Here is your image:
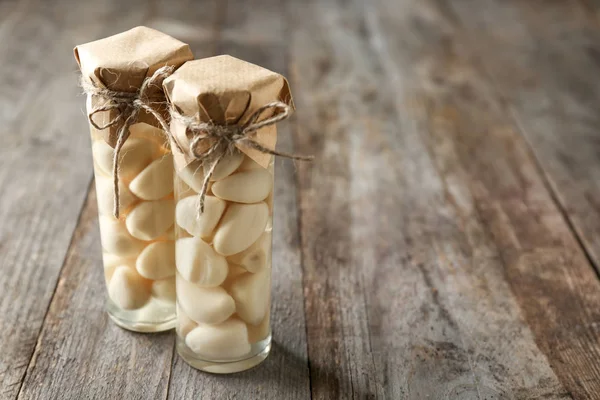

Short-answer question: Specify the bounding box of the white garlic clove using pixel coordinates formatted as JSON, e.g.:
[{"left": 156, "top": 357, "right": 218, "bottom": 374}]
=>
[
  {"left": 92, "top": 138, "right": 153, "bottom": 180},
  {"left": 228, "top": 264, "right": 249, "bottom": 280},
  {"left": 126, "top": 199, "right": 174, "bottom": 241},
  {"left": 95, "top": 175, "right": 137, "bottom": 216},
  {"left": 238, "top": 155, "right": 263, "bottom": 171},
  {"left": 211, "top": 169, "right": 272, "bottom": 204},
  {"left": 103, "top": 253, "right": 135, "bottom": 283},
  {"left": 176, "top": 273, "right": 235, "bottom": 324},
  {"left": 213, "top": 202, "right": 269, "bottom": 256},
  {"left": 108, "top": 266, "right": 151, "bottom": 310},
  {"left": 129, "top": 154, "right": 174, "bottom": 200},
  {"left": 177, "top": 303, "right": 198, "bottom": 338},
  {"left": 175, "top": 195, "right": 226, "bottom": 239},
  {"left": 99, "top": 216, "right": 145, "bottom": 257},
  {"left": 226, "top": 232, "right": 271, "bottom": 273},
  {"left": 177, "top": 160, "right": 204, "bottom": 193},
  {"left": 176, "top": 237, "right": 228, "bottom": 286},
  {"left": 185, "top": 318, "right": 251, "bottom": 360},
  {"left": 136, "top": 241, "right": 176, "bottom": 280},
  {"left": 128, "top": 123, "right": 170, "bottom": 151},
  {"left": 228, "top": 269, "right": 270, "bottom": 325},
  {"left": 151, "top": 277, "right": 176, "bottom": 303},
  {"left": 206, "top": 151, "right": 245, "bottom": 181}
]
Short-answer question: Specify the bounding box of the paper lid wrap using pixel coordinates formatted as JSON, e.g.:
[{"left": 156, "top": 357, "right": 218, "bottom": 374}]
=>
[
  {"left": 163, "top": 55, "right": 294, "bottom": 169},
  {"left": 74, "top": 26, "right": 193, "bottom": 147}
]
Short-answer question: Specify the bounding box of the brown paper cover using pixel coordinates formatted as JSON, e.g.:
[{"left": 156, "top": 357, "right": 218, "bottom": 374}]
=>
[
  {"left": 163, "top": 55, "right": 294, "bottom": 169},
  {"left": 74, "top": 26, "right": 194, "bottom": 147}
]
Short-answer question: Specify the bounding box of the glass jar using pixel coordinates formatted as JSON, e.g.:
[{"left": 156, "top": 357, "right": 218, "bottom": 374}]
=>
[
  {"left": 174, "top": 151, "right": 274, "bottom": 373},
  {"left": 90, "top": 117, "right": 177, "bottom": 332}
]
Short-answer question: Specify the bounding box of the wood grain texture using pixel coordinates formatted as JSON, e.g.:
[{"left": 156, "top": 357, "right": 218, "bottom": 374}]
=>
[
  {"left": 480, "top": 0, "right": 600, "bottom": 279},
  {"left": 292, "top": 0, "right": 600, "bottom": 398},
  {"left": 289, "top": 0, "right": 397, "bottom": 398},
  {"left": 166, "top": 0, "right": 311, "bottom": 399},
  {"left": 447, "top": 0, "right": 600, "bottom": 273},
  {"left": 0, "top": 0, "right": 129, "bottom": 397},
  {"left": 433, "top": 0, "right": 600, "bottom": 397}
]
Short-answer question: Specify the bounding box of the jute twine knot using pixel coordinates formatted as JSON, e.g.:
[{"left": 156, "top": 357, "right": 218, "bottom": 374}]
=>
[
  {"left": 80, "top": 66, "right": 175, "bottom": 218},
  {"left": 171, "top": 101, "right": 313, "bottom": 218}
]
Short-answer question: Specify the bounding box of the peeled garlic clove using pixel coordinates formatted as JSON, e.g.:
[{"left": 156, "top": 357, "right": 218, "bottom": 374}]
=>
[
  {"left": 213, "top": 202, "right": 269, "bottom": 256},
  {"left": 238, "top": 155, "right": 263, "bottom": 171},
  {"left": 126, "top": 199, "right": 174, "bottom": 240},
  {"left": 176, "top": 237, "right": 228, "bottom": 286},
  {"left": 177, "top": 274, "right": 235, "bottom": 324},
  {"left": 134, "top": 300, "right": 169, "bottom": 324},
  {"left": 185, "top": 318, "right": 251, "bottom": 360},
  {"left": 222, "top": 264, "right": 248, "bottom": 287},
  {"left": 103, "top": 253, "right": 135, "bottom": 282},
  {"left": 161, "top": 228, "right": 176, "bottom": 241},
  {"left": 228, "top": 269, "right": 270, "bottom": 325},
  {"left": 206, "top": 151, "right": 244, "bottom": 181},
  {"left": 177, "top": 303, "right": 198, "bottom": 338},
  {"left": 177, "top": 160, "right": 204, "bottom": 193},
  {"left": 128, "top": 123, "right": 170, "bottom": 150},
  {"left": 92, "top": 138, "right": 153, "bottom": 180},
  {"left": 226, "top": 232, "right": 270, "bottom": 273},
  {"left": 99, "top": 216, "right": 145, "bottom": 257},
  {"left": 247, "top": 310, "right": 271, "bottom": 343},
  {"left": 228, "top": 264, "right": 248, "bottom": 279},
  {"left": 175, "top": 195, "right": 225, "bottom": 239},
  {"left": 129, "top": 154, "right": 174, "bottom": 200},
  {"left": 136, "top": 241, "right": 176, "bottom": 280},
  {"left": 151, "top": 277, "right": 175, "bottom": 303},
  {"left": 212, "top": 169, "right": 272, "bottom": 204},
  {"left": 108, "top": 266, "right": 151, "bottom": 310},
  {"left": 95, "top": 175, "right": 136, "bottom": 216}
]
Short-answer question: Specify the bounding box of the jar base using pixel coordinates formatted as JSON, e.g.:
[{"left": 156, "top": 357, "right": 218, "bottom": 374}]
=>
[
  {"left": 177, "top": 335, "right": 271, "bottom": 374},
  {"left": 107, "top": 299, "right": 176, "bottom": 333},
  {"left": 109, "top": 313, "right": 176, "bottom": 332}
]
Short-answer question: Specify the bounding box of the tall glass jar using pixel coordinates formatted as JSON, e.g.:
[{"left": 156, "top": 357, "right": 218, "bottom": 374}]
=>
[
  {"left": 174, "top": 151, "right": 274, "bottom": 373},
  {"left": 91, "top": 120, "right": 177, "bottom": 332},
  {"left": 76, "top": 26, "right": 193, "bottom": 332}
]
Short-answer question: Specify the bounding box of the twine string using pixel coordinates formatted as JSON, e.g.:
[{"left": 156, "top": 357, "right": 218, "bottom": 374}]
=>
[
  {"left": 81, "top": 65, "right": 176, "bottom": 218},
  {"left": 171, "top": 101, "right": 313, "bottom": 218}
]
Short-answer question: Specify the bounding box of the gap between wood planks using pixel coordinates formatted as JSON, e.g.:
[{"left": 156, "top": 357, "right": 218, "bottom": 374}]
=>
[
  {"left": 508, "top": 107, "right": 600, "bottom": 282},
  {"left": 360, "top": 0, "right": 600, "bottom": 397}
]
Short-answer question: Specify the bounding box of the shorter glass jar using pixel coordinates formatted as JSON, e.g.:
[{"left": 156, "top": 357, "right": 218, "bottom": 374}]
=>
[
  {"left": 91, "top": 120, "right": 177, "bottom": 332},
  {"left": 174, "top": 151, "right": 273, "bottom": 373}
]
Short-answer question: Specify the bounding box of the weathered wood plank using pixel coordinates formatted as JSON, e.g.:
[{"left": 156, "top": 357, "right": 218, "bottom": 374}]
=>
[
  {"left": 17, "top": 188, "right": 174, "bottom": 400},
  {"left": 0, "top": 0, "right": 139, "bottom": 397},
  {"left": 434, "top": 0, "right": 600, "bottom": 397},
  {"left": 289, "top": 0, "right": 396, "bottom": 398},
  {"left": 13, "top": 1, "right": 221, "bottom": 399},
  {"left": 449, "top": 0, "right": 600, "bottom": 273},
  {"left": 166, "top": 0, "right": 311, "bottom": 399},
  {"left": 292, "top": 0, "right": 599, "bottom": 398}
]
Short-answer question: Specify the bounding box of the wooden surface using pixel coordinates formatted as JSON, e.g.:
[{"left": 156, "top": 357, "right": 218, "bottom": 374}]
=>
[{"left": 1, "top": 0, "right": 599, "bottom": 398}]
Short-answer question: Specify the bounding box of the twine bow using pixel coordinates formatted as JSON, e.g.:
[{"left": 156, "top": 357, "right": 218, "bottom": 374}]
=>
[
  {"left": 171, "top": 101, "right": 313, "bottom": 217},
  {"left": 81, "top": 66, "right": 174, "bottom": 218}
]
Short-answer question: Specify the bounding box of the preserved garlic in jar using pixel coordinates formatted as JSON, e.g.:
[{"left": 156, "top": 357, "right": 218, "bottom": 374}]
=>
[
  {"left": 164, "top": 56, "right": 294, "bottom": 372},
  {"left": 75, "top": 26, "right": 193, "bottom": 332}
]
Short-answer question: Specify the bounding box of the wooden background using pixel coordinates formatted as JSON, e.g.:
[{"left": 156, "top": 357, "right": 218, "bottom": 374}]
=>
[{"left": 1, "top": 0, "right": 600, "bottom": 398}]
